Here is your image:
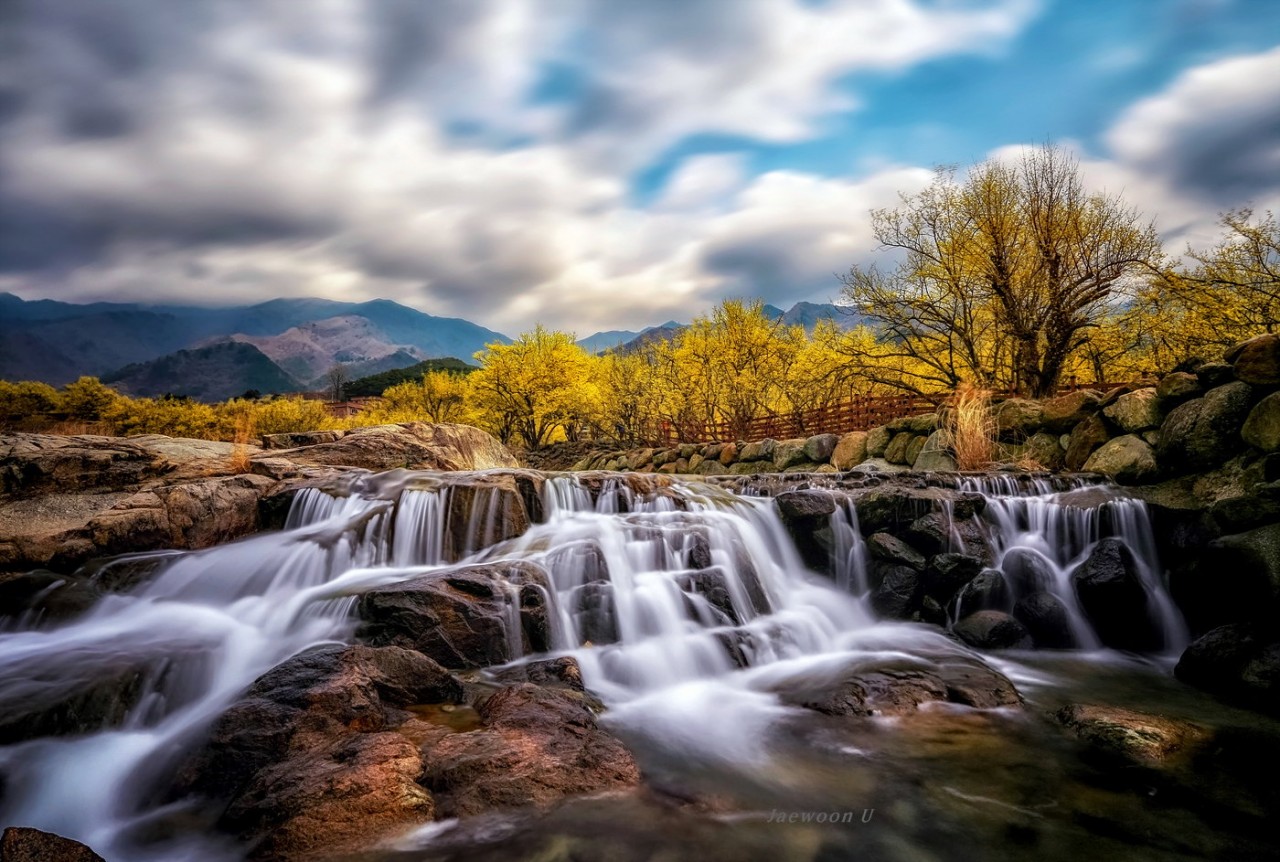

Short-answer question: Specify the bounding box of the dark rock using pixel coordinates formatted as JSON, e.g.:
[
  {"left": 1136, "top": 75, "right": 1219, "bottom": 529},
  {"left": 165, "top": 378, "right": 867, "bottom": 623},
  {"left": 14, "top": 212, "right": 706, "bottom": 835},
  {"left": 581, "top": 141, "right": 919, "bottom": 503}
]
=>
[
  {"left": 870, "top": 564, "right": 922, "bottom": 620},
  {"left": 1176, "top": 625, "right": 1280, "bottom": 715},
  {"left": 1157, "top": 372, "right": 1204, "bottom": 407},
  {"left": 260, "top": 430, "right": 343, "bottom": 450},
  {"left": 952, "top": 610, "right": 1032, "bottom": 649},
  {"left": 922, "top": 553, "right": 985, "bottom": 604},
  {"left": 775, "top": 489, "right": 838, "bottom": 521},
  {"left": 571, "top": 581, "right": 618, "bottom": 645},
  {"left": 356, "top": 562, "right": 552, "bottom": 668},
  {"left": 422, "top": 683, "right": 641, "bottom": 818},
  {"left": 851, "top": 485, "right": 985, "bottom": 535},
  {"left": 867, "top": 531, "right": 926, "bottom": 570},
  {"left": 677, "top": 569, "right": 739, "bottom": 624},
  {"left": 1103, "top": 388, "right": 1163, "bottom": 433},
  {"left": 1013, "top": 592, "right": 1075, "bottom": 649},
  {"left": 489, "top": 656, "right": 585, "bottom": 692},
  {"left": 884, "top": 431, "right": 915, "bottom": 465},
  {"left": 1000, "top": 547, "right": 1055, "bottom": 596},
  {"left": 441, "top": 475, "right": 532, "bottom": 560},
  {"left": 0, "top": 570, "right": 98, "bottom": 622},
  {"left": 775, "top": 490, "right": 838, "bottom": 573},
  {"left": 1195, "top": 361, "right": 1235, "bottom": 388},
  {"left": 1064, "top": 415, "right": 1111, "bottom": 471},
  {"left": 1157, "top": 382, "right": 1257, "bottom": 474},
  {"left": 1022, "top": 431, "right": 1065, "bottom": 471},
  {"left": 1227, "top": 333, "right": 1280, "bottom": 385},
  {"left": 1073, "top": 538, "right": 1159, "bottom": 652},
  {"left": 1208, "top": 482, "right": 1280, "bottom": 533},
  {"left": 0, "top": 827, "right": 105, "bottom": 862},
  {"left": 954, "top": 568, "right": 1009, "bottom": 615}
]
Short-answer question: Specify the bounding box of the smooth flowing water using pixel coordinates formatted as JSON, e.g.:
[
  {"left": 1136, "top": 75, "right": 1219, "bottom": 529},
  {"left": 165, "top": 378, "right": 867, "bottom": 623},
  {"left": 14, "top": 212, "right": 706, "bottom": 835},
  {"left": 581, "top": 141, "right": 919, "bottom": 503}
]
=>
[{"left": 0, "top": 470, "right": 1254, "bottom": 862}]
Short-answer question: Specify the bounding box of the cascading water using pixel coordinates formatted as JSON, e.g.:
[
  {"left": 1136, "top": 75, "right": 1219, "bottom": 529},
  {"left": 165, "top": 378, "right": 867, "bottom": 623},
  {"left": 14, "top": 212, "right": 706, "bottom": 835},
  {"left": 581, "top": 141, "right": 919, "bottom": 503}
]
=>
[{"left": 0, "top": 469, "right": 1193, "bottom": 860}]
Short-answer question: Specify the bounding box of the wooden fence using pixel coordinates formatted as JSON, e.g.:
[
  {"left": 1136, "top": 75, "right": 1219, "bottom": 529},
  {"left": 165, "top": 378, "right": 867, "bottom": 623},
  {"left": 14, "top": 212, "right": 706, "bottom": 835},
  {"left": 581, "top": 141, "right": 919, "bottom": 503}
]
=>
[{"left": 645, "top": 381, "right": 1127, "bottom": 447}]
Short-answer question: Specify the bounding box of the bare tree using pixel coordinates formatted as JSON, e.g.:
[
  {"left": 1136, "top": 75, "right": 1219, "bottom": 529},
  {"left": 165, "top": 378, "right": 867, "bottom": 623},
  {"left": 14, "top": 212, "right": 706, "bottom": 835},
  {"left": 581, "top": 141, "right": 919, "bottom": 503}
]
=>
[{"left": 326, "top": 364, "right": 349, "bottom": 402}]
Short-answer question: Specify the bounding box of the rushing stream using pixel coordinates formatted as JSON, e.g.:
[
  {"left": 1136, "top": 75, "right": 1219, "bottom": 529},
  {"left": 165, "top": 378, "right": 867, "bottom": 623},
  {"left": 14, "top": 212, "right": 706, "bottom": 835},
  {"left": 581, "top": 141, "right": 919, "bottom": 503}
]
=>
[{"left": 0, "top": 470, "right": 1274, "bottom": 861}]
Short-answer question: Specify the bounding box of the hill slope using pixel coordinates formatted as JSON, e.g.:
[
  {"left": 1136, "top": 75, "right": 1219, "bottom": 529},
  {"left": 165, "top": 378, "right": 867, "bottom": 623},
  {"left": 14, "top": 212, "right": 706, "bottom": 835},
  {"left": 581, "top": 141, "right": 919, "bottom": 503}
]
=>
[
  {"left": 102, "top": 342, "right": 301, "bottom": 401},
  {"left": 344, "top": 358, "right": 477, "bottom": 397}
]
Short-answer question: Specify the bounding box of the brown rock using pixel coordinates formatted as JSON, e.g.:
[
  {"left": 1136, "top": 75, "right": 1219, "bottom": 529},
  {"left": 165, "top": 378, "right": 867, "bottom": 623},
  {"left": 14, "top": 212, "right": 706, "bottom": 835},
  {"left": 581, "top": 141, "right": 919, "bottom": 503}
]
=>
[
  {"left": 1041, "top": 390, "right": 1103, "bottom": 433},
  {"left": 831, "top": 431, "right": 869, "bottom": 469},
  {"left": 1056, "top": 704, "right": 1211, "bottom": 765},
  {"left": 253, "top": 423, "right": 517, "bottom": 472},
  {"left": 1065, "top": 414, "right": 1111, "bottom": 471},
  {"left": 421, "top": 682, "right": 641, "bottom": 818},
  {"left": 0, "top": 827, "right": 104, "bottom": 862},
  {"left": 1227, "top": 333, "right": 1280, "bottom": 385}
]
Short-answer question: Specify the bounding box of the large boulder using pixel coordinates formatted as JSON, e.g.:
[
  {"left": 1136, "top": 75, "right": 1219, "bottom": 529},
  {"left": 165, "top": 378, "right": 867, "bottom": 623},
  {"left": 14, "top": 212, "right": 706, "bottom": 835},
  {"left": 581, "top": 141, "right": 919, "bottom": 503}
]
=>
[
  {"left": 1226, "top": 334, "right": 1280, "bottom": 385},
  {"left": 252, "top": 423, "right": 517, "bottom": 472},
  {"left": 0, "top": 828, "right": 104, "bottom": 862},
  {"left": 1243, "top": 391, "right": 1280, "bottom": 452},
  {"left": 1156, "top": 372, "right": 1204, "bottom": 408},
  {"left": 1103, "top": 387, "right": 1163, "bottom": 433},
  {"left": 830, "top": 431, "right": 869, "bottom": 470},
  {"left": 995, "top": 399, "right": 1044, "bottom": 439},
  {"left": 952, "top": 610, "right": 1032, "bottom": 649},
  {"left": 737, "top": 439, "right": 776, "bottom": 463},
  {"left": 803, "top": 433, "right": 840, "bottom": 464},
  {"left": 1072, "top": 538, "right": 1159, "bottom": 651},
  {"left": 774, "top": 490, "right": 838, "bottom": 573},
  {"left": 1175, "top": 624, "right": 1280, "bottom": 715},
  {"left": 420, "top": 680, "right": 641, "bottom": 818},
  {"left": 1056, "top": 704, "right": 1211, "bottom": 766},
  {"left": 356, "top": 562, "right": 553, "bottom": 668},
  {"left": 865, "top": 426, "right": 892, "bottom": 459},
  {"left": 913, "top": 431, "right": 958, "bottom": 472},
  {"left": 174, "top": 644, "right": 462, "bottom": 860},
  {"left": 1082, "top": 434, "right": 1159, "bottom": 484},
  {"left": 772, "top": 439, "right": 809, "bottom": 470},
  {"left": 1041, "top": 390, "right": 1103, "bottom": 433},
  {"left": 883, "top": 431, "right": 915, "bottom": 465},
  {"left": 1013, "top": 592, "right": 1075, "bottom": 649},
  {"left": 1064, "top": 415, "right": 1111, "bottom": 472},
  {"left": 1157, "top": 382, "right": 1257, "bottom": 473},
  {"left": 1021, "top": 431, "right": 1065, "bottom": 471},
  {"left": 922, "top": 553, "right": 985, "bottom": 604}
]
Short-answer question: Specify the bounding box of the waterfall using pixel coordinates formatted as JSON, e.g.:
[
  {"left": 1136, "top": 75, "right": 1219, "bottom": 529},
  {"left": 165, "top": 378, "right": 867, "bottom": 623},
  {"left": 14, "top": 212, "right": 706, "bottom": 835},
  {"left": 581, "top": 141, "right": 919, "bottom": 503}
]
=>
[{"left": 0, "top": 469, "right": 1190, "bottom": 860}]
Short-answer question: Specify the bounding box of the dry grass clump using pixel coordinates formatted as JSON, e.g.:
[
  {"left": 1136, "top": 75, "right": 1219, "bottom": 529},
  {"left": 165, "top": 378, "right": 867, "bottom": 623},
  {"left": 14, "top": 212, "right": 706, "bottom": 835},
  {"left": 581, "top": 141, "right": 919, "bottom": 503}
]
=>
[
  {"left": 946, "top": 383, "right": 996, "bottom": 470},
  {"left": 228, "top": 413, "right": 255, "bottom": 473}
]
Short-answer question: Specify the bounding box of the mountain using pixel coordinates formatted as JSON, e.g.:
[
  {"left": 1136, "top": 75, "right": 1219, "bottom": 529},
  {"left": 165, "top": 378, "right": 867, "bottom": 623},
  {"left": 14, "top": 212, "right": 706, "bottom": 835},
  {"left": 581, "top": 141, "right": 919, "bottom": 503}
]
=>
[
  {"left": 102, "top": 342, "right": 301, "bottom": 401},
  {"left": 577, "top": 329, "right": 642, "bottom": 354},
  {"left": 778, "top": 301, "right": 862, "bottom": 331},
  {"left": 344, "top": 358, "right": 477, "bottom": 398},
  {"left": 0, "top": 293, "right": 511, "bottom": 387},
  {"left": 223, "top": 315, "right": 426, "bottom": 386}
]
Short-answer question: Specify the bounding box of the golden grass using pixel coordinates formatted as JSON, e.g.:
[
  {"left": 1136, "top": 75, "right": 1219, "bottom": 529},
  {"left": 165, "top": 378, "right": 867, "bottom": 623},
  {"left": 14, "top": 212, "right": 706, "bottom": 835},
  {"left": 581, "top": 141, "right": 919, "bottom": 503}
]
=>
[
  {"left": 227, "top": 413, "right": 255, "bottom": 473},
  {"left": 946, "top": 383, "right": 996, "bottom": 471}
]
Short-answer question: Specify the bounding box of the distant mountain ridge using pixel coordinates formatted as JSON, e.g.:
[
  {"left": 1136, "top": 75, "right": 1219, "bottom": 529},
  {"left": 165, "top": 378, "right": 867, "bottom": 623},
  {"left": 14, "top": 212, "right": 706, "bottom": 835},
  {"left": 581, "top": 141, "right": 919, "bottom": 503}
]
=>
[
  {"left": 102, "top": 342, "right": 300, "bottom": 402},
  {"left": 0, "top": 293, "right": 511, "bottom": 393},
  {"left": 577, "top": 302, "right": 858, "bottom": 354}
]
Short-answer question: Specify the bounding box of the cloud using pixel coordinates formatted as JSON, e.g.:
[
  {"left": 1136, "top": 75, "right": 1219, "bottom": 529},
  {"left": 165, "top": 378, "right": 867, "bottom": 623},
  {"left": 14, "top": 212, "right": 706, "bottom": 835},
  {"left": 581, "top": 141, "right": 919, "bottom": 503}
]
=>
[{"left": 1106, "top": 45, "right": 1280, "bottom": 207}]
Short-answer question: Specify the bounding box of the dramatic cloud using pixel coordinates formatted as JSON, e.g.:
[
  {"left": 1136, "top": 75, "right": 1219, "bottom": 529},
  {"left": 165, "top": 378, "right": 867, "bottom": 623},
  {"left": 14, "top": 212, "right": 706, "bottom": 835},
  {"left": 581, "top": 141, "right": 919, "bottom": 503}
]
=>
[{"left": 1, "top": 0, "right": 1275, "bottom": 335}]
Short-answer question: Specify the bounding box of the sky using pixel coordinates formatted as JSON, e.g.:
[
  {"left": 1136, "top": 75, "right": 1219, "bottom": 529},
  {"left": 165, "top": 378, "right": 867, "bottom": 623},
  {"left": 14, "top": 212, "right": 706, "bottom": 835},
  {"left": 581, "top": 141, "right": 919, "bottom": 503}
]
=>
[{"left": 2, "top": 0, "right": 1279, "bottom": 337}]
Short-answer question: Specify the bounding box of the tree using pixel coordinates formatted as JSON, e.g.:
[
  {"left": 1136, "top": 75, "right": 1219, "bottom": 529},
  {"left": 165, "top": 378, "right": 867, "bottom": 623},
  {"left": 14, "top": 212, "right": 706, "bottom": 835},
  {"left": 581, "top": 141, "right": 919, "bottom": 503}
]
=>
[
  {"left": 60, "top": 377, "right": 122, "bottom": 421},
  {"left": 469, "top": 326, "right": 600, "bottom": 449},
  {"left": 326, "top": 365, "right": 349, "bottom": 402},
  {"left": 841, "top": 146, "right": 1161, "bottom": 397}
]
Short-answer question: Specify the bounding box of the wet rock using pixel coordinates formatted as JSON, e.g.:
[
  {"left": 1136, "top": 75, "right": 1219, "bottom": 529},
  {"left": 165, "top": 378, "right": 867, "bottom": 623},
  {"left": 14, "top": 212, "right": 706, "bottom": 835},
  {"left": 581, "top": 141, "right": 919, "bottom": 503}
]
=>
[
  {"left": 440, "top": 475, "right": 533, "bottom": 559},
  {"left": 174, "top": 644, "right": 463, "bottom": 859},
  {"left": 1156, "top": 372, "right": 1203, "bottom": 408},
  {"left": 1175, "top": 624, "right": 1280, "bottom": 715},
  {"left": 831, "top": 431, "right": 869, "bottom": 470},
  {"left": 1056, "top": 704, "right": 1211, "bottom": 765},
  {"left": 0, "top": 569, "right": 99, "bottom": 622},
  {"left": 869, "top": 565, "right": 922, "bottom": 620},
  {"left": 1073, "top": 538, "right": 1158, "bottom": 652},
  {"left": 1000, "top": 547, "right": 1055, "bottom": 596},
  {"left": 954, "top": 568, "right": 1009, "bottom": 614},
  {"left": 1227, "top": 333, "right": 1280, "bottom": 385},
  {"left": 252, "top": 422, "right": 517, "bottom": 472},
  {"left": 952, "top": 610, "right": 1032, "bottom": 649},
  {"left": 851, "top": 485, "right": 985, "bottom": 535},
  {"left": 1206, "top": 522, "right": 1280, "bottom": 612},
  {"left": 260, "top": 430, "right": 344, "bottom": 450},
  {"left": 867, "top": 532, "right": 926, "bottom": 570},
  {"left": 677, "top": 569, "right": 739, "bottom": 624},
  {"left": 0, "top": 827, "right": 105, "bottom": 862},
  {"left": 1157, "top": 382, "right": 1257, "bottom": 474},
  {"left": 1013, "top": 592, "right": 1075, "bottom": 649},
  {"left": 1064, "top": 415, "right": 1111, "bottom": 472},
  {"left": 1208, "top": 482, "right": 1280, "bottom": 534},
  {"left": 421, "top": 682, "right": 641, "bottom": 819},
  {"left": 1103, "top": 387, "right": 1163, "bottom": 433},
  {"left": 489, "top": 656, "right": 585, "bottom": 692},
  {"left": 996, "top": 399, "right": 1044, "bottom": 440},
  {"left": 356, "top": 562, "right": 552, "bottom": 668},
  {"left": 571, "top": 581, "right": 618, "bottom": 645},
  {"left": 779, "top": 654, "right": 1020, "bottom": 716},
  {"left": 922, "top": 553, "right": 985, "bottom": 604},
  {"left": 1082, "top": 434, "right": 1159, "bottom": 484}
]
